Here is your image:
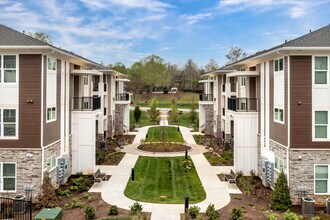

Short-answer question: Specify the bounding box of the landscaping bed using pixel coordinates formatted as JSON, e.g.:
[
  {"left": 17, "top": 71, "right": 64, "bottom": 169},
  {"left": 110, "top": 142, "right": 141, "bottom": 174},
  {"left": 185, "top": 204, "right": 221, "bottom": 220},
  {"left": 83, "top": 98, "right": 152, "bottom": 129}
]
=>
[
  {"left": 138, "top": 143, "right": 191, "bottom": 152},
  {"left": 146, "top": 126, "right": 184, "bottom": 143},
  {"left": 203, "top": 151, "right": 233, "bottom": 166},
  {"left": 124, "top": 156, "right": 206, "bottom": 204},
  {"left": 96, "top": 150, "right": 126, "bottom": 165}
]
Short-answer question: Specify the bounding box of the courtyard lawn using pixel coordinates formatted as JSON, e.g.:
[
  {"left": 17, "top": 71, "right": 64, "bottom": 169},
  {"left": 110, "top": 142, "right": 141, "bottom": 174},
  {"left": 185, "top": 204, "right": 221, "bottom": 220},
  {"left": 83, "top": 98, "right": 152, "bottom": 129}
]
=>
[
  {"left": 169, "top": 112, "right": 197, "bottom": 129},
  {"left": 130, "top": 110, "right": 158, "bottom": 127},
  {"left": 146, "top": 126, "right": 184, "bottom": 143},
  {"left": 124, "top": 156, "right": 206, "bottom": 204}
]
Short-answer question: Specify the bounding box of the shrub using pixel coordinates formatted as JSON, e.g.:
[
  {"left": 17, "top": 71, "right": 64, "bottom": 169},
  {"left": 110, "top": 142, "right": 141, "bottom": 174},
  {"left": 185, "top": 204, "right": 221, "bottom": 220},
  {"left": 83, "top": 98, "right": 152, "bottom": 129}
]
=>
[
  {"left": 69, "top": 185, "right": 78, "bottom": 191},
  {"left": 56, "top": 188, "right": 70, "bottom": 197},
  {"left": 35, "top": 172, "right": 58, "bottom": 209},
  {"left": 187, "top": 206, "right": 201, "bottom": 219},
  {"left": 130, "top": 201, "right": 143, "bottom": 215},
  {"left": 85, "top": 205, "right": 96, "bottom": 219},
  {"left": 270, "top": 170, "right": 292, "bottom": 211},
  {"left": 71, "top": 197, "right": 84, "bottom": 208},
  {"left": 283, "top": 211, "right": 301, "bottom": 220},
  {"left": 149, "top": 98, "right": 158, "bottom": 122},
  {"left": 72, "top": 176, "right": 84, "bottom": 186},
  {"left": 83, "top": 193, "right": 94, "bottom": 202},
  {"left": 230, "top": 208, "right": 242, "bottom": 220},
  {"left": 206, "top": 203, "right": 220, "bottom": 220},
  {"left": 108, "top": 205, "right": 119, "bottom": 215},
  {"left": 264, "top": 211, "right": 280, "bottom": 220},
  {"left": 134, "top": 106, "right": 142, "bottom": 123},
  {"left": 96, "top": 150, "right": 108, "bottom": 164},
  {"left": 170, "top": 98, "right": 178, "bottom": 122}
]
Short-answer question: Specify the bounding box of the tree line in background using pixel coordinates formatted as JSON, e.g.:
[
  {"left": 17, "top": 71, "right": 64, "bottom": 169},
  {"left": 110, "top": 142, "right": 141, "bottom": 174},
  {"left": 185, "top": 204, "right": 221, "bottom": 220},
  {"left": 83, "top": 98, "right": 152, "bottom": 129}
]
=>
[{"left": 30, "top": 32, "right": 248, "bottom": 94}]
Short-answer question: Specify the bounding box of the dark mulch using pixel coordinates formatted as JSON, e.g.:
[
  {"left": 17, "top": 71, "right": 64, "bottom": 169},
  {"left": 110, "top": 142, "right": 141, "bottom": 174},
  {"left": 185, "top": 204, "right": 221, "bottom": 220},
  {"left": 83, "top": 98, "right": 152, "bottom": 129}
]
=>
[
  {"left": 138, "top": 143, "right": 191, "bottom": 152},
  {"left": 101, "top": 152, "right": 126, "bottom": 165}
]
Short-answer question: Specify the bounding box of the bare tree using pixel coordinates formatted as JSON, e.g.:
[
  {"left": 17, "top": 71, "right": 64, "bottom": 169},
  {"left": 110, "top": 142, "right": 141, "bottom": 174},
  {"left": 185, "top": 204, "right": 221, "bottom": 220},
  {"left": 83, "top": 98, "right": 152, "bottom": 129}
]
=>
[
  {"left": 205, "top": 59, "right": 219, "bottom": 72},
  {"left": 225, "top": 47, "right": 247, "bottom": 64},
  {"left": 29, "top": 32, "right": 53, "bottom": 44}
]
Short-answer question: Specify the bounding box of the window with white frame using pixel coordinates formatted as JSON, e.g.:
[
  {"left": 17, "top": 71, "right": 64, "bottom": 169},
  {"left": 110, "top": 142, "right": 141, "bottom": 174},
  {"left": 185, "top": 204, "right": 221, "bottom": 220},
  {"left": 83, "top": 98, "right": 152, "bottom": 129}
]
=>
[
  {"left": 315, "top": 111, "right": 328, "bottom": 139},
  {"left": 274, "top": 156, "right": 284, "bottom": 171},
  {"left": 314, "top": 56, "right": 328, "bottom": 84},
  {"left": 46, "top": 155, "right": 56, "bottom": 172},
  {"left": 47, "top": 57, "right": 57, "bottom": 123},
  {"left": 274, "top": 58, "right": 285, "bottom": 123},
  {"left": 0, "top": 55, "right": 17, "bottom": 83},
  {"left": 315, "top": 165, "right": 329, "bottom": 194},
  {"left": 0, "top": 163, "right": 16, "bottom": 191},
  {"left": 0, "top": 109, "right": 17, "bottom": 138},
  {"left": 47, "top": 107, "right": 56, "bottom": 121},
  {"left": 83, "top": 75, "right": 89, "bottom": 85},
  {"left": 241, "top": 77, "right": 246, "bottom": 86}
]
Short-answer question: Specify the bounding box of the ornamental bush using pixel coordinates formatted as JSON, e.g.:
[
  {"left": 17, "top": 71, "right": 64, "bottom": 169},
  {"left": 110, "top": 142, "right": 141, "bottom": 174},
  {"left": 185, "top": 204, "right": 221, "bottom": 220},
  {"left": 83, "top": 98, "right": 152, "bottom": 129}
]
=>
[{"left": 270, "top": 169, "right": 292, "bottom": 211}]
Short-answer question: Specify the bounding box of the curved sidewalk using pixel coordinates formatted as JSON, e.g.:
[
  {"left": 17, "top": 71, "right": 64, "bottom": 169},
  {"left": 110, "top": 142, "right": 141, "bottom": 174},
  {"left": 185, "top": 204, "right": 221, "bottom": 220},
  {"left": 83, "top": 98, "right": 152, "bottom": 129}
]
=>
[{"left": 91, "top": 125, "right": 235, "bottom": 220}]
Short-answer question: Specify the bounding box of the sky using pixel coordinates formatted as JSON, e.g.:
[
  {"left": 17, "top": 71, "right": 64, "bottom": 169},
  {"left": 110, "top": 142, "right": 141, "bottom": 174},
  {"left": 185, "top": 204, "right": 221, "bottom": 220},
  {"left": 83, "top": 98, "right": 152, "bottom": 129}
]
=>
[{"left": 1, "top": 0, "right": 330, "bottom": 68}]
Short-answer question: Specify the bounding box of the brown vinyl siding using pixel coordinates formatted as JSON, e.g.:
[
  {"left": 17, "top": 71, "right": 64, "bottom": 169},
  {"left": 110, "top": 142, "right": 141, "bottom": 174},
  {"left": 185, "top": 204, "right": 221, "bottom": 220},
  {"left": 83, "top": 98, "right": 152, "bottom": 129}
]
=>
[
  {"left": 269, "top": 58, "right": 288, "bottom": 146},
  {"left": 0, "top": 54, "right": 42, "bottom": 148},
  {"left": 43, "top": 56, "right": 61, "bottom": 146},
  {"left": 290, "top": 56, "right": 330, "bottom": 148}
]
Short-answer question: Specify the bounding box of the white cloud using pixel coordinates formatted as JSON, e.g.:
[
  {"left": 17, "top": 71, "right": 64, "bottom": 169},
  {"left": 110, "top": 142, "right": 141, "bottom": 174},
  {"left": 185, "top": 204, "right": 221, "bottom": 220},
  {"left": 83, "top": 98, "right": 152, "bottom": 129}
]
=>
[{"left": 181, "top": 12, "right": 213, "bottom": 25}]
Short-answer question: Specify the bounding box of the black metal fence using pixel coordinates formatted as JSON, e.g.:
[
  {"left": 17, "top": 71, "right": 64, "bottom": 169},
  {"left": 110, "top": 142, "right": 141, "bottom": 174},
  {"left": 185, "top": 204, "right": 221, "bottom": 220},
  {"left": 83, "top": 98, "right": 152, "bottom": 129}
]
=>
[
  {"left": 115, "top": 93, "right": 129, "bottom": 101},
  {"left": 0, "top": 197, "right": 32, "bottom": 220},
  {"left": 199, "top": 94, "right": 213, "bottom": 102},
  {"left": 72, "top": 96, "right": 101, "bottom": 111},
  {"left": 228, "top": 97, "right": 258, "bottom": 112}
]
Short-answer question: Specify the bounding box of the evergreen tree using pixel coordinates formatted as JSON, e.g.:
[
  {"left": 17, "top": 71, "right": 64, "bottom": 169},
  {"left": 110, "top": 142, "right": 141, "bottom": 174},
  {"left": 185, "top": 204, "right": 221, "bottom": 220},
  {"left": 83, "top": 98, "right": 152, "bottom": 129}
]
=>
[
  {"left": 170, "top": 98, "right": 178, "bottom": 122},
  {"left": 189, "top": 97, "right": 198, "bottom": 124},
  {"left": 149, "top": 98, "right": 158, "bottom": 122},
  {"left": 36, "top": 172, "right": 58, "bottom": 209},
  {"left": 270, "top": 169, "right": 292, "bottom": 211},
  {"left": 133, "top": 106, "right": 141, "bottom": 123}
]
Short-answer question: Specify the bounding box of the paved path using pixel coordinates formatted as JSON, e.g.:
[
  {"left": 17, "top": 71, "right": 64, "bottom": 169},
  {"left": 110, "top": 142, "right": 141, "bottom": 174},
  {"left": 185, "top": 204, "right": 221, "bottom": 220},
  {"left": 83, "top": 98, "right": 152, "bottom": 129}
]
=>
[{"left": 90, "top": 125, "right": 240, "bottom": 220}]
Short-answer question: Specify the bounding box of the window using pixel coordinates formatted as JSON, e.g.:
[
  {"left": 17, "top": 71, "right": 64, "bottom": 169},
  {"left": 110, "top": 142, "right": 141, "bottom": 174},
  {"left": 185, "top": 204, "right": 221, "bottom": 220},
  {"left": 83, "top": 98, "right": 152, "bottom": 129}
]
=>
[
  {"left": 241, "top": 77, "right": 246, "bottom": 86},
  {"left": 274, "top": 58, "right": 285, "bottom": 123},
  {"left": 274, "top": 108, "right": 284, "bottom": 122},
  {"left": 47, "top": 107, "right": 56, "bottom": 121},
  {"left": 315, "top": 165, "right": 329, "bottom": 194},
  {"left": 314, "top": 56, "right": 328, "bottom": 84},
  {"left": 46, "top": 155, "right": 56, "bottom": 172},
  {"left": 274, "top": 58, "right": 284, "bottom": 72},
  {"left": 0, "top": 163, "right": 16, "bottom": 191},
  {"left": 315, "top": 111, "right": 328, "bottom": 139},
  {"left": 83, "top": 75, "right": 88, "bottom": 85},
  {"left": 48, "top": 57, "right": 57, "bottom": 71},
  {"left": 0, "top": 109, "right": 17, "bottom": 138},
  {"left": 274, "top": 156, "right": 284, "bottom": 171},
  {"left": 0, "top": 55, "right": 17, "bottom": 83}
]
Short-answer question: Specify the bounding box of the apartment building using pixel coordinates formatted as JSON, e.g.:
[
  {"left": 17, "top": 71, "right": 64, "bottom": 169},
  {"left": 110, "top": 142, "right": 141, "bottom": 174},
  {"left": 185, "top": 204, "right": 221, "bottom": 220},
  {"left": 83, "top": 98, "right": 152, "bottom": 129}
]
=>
[
  {"left": 0, "top": 25, "right": 130, "bottom": 197},
  {"left": 200, "top": 25, "right": 330, "bottom": 204}
]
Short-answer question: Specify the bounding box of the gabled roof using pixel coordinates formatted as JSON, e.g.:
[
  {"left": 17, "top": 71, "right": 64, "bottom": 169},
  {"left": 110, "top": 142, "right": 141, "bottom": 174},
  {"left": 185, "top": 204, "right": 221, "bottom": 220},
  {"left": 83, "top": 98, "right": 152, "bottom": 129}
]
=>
[
  {"left": 223, "top": 24, "right": 330, "bottom": 68},
  {"left": 0, "top": 24, "right": 105, "bottom": 68}
]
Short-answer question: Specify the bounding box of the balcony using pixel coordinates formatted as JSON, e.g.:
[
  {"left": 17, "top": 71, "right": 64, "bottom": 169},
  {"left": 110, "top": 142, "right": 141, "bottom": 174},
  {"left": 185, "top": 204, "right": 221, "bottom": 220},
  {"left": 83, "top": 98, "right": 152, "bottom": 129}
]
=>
[
  {"left": 199, "top": 94, "right": 213, "bottom": 102},
  {"left": 227, "top": 97, "right": 258, "bottom": 112},
  {"left": 93, "top": 83, "right": 99, "bottom": 92},
  {"left": 115, "top": 93, "right": 130, "bottom": 101},
  {"left": 72, "top": 96, "right": 101, "bottom": 111}
]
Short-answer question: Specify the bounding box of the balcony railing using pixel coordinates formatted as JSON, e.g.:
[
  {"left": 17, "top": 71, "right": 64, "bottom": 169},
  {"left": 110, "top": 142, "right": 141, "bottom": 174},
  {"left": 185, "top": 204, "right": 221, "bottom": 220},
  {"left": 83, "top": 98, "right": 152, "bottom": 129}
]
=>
[
  {"left": 72, "top": 96, "right": 101, "bottom": 111},
  {"left": 199, "top": 94, "right": 213, "bottom": 102},
  {"left": 227, "top": 97, "right": 258, "bottom": 112},
  {"left": 115, "top": 93, "right": 130, "bottom": 101},
  {"left": 93, "top": 82, "right": 99, "bottom": 92}
]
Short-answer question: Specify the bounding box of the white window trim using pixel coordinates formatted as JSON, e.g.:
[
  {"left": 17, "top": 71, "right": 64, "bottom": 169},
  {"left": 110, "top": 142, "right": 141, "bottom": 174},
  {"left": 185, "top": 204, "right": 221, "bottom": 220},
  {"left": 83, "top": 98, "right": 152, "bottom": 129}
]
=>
[
  {"left": 241, "top": 77, "right": 246, "bottom": 87},
  {"left": 314, "top": 164, "right": 330, "bottom": 195},
  {"left": 0, "top": 162, "right": 17, "bottom": 192},
  {"left": 46, "top": 155, "right": 57, "bottom": 172},
  {"left": 0, "top": 108, "right": 18, "bottom": 140},
  {"left": 312, "top": 110, "right": 330, "bottom": 141},
  {"left": 274, "top": 57, "right": 285, "bottom": 124},
  {"left": 0, "top": 54, "right": 18, "bottom": 84},
  {"left": 47, "top": 57, "right": 57, "bottom": 72},
  {"left": 274, "top": 156, "right": 284, "bottom": 171},
  {"left": 46, "top": 106, "right": 56, "bottom": 123},
  {"left": 312, "top": 55, "right": 329, "bottom": 85}
]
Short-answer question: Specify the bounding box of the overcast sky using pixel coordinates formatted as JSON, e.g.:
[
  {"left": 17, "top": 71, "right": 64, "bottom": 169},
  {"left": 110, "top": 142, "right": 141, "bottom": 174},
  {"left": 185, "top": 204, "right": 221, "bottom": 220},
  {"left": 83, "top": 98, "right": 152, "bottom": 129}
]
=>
[{"left": 1, "top": 0, "right": 330, "bottom": 67}]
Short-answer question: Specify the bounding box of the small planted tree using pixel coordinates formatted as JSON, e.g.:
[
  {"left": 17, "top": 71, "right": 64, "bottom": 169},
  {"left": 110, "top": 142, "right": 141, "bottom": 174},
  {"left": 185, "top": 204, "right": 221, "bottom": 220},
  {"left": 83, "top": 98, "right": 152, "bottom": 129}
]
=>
[
  {"left": 270, "top": 169, "right": 292, "bottom": 211},
  {"left": 149, "top": 98, "right": 158, "bottom": 122},
  {"left": 189, "top": 97, "right": 198, "bottom": 125},
  {"left": 170, "top": 98, "right": 178, "bottom": 122},
  {"left": 133, "top": 106, "right": 142, "bottom": 124},
  {"left": 36, "top": 172, "right": 57, "bottom": 209}
]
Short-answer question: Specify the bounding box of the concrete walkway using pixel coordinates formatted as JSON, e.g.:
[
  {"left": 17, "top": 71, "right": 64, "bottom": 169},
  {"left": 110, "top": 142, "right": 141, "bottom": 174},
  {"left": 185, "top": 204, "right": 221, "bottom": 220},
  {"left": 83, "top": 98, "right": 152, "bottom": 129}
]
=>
[{"left": 90, "top": 125, "right": 240, "bottom": 220}]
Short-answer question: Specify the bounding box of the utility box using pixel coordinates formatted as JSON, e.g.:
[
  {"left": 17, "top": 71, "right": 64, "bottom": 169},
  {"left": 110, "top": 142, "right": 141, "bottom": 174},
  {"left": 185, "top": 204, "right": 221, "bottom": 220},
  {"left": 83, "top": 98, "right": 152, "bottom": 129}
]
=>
[
  {"left": 13, "top": 195, "right": 26, "bottom": 213},
  {"left": 302, "top": 197, "right": 315, "bottom": 215},
  {"left": 326, "top": 198, "right": 330, "bottom": 214},
  {"left": 35, "top": 207, "right": 62, "bottom": 220}
]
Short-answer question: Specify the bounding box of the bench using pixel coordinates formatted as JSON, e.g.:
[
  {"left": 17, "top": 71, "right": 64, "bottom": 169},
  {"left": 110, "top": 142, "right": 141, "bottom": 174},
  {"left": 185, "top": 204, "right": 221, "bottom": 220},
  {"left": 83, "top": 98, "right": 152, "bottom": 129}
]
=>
[
  {"left": 93, "top": 168, "right": 106, "bottom": 182},
  {"left": 225, "top": 170, "right": 237, "bottom": 184}
]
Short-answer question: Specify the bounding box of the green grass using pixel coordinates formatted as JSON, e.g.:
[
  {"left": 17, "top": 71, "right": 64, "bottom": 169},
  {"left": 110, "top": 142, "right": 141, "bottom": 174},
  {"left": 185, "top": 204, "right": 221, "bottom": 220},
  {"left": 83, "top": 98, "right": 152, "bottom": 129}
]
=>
[
  {"left": 124, "top": 156, "right": 206, "bottom": 204},
  {"left": 130, "top": 110, "right": 158, "bottom": 127},
  {"left": 146, "top": 126, "right": 184, "bottom": 143},
  {"left": 133, "top": 93, "right": 199, "bottom": 109},
  {"left": 169, "top": 113, "right": 197, "bottom": 128}
]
